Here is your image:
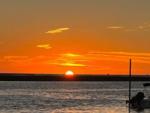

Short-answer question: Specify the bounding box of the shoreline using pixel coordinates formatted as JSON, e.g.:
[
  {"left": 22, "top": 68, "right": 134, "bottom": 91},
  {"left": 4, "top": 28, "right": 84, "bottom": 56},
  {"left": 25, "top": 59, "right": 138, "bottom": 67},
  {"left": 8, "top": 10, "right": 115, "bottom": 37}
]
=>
[{"left": 0, "top": 73, "right": 149, "bottom": 81}]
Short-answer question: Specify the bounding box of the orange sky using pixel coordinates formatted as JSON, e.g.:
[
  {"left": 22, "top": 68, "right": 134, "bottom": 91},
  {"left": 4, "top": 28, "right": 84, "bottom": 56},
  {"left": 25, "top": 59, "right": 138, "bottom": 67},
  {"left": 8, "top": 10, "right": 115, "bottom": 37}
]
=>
[{"left": 0, "top": 0, "right": 150, "bottom": 75}]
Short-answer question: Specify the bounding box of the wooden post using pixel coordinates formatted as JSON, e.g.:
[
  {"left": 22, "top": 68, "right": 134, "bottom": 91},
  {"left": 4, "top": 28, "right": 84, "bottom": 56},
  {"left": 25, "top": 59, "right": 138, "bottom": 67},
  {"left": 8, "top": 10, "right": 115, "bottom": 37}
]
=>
[{"left": 129, "top": 59, "right": 132, "bottom": 113}]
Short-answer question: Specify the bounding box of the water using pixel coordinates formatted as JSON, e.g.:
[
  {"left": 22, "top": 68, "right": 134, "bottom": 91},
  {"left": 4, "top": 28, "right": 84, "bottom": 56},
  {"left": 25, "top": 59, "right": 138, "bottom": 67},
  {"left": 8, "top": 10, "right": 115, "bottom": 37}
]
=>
[{"left": 0, "top": 81, "right": 149, "bottom": 113}]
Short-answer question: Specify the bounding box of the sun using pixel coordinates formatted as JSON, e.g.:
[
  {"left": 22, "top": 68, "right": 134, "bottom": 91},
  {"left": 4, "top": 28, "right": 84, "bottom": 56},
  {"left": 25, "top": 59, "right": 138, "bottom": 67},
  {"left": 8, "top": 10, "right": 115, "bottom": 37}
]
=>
[{"left": 65, "top": 70, "right": 74, "bottom": 78}]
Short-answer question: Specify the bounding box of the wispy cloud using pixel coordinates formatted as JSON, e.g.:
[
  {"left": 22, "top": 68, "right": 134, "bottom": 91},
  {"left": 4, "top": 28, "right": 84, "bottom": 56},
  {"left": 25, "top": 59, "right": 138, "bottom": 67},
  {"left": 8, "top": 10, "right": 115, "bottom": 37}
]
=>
[
  {"left": 125, "top": 24, "right": 150, "bottom": 32},
  {"left": 4, "top": 56, "right": 29, "bottom": 60},
  {"left": 1, "top": 55, "right": 54, "bottom": 65},
  {"left": 47, "top": 51, "right": 150, "bottom": 69},
  {"left": 87, "top": 51, "right": 150, "bottom": 64},
  {"left": 107, "top": 26, "right": 124, "bottom": 30},
  {"left": 45, "top": 28, "right": 70, "bottom": 34},
  {"left": 1, "top": 56, "right": 31, "bottom": 65},
  {"left": 3, "top": 52, "right": 150, "bottom": 65},
  {"left": 53, "top": 62, "right": 86, "bottom": 67},
  {"left": 136, "top": 23, "right": 150, "bottom": 31},
  {"left": 62, "top": 53, "right": 82, "bottom": 57},
  {"left": 107, "top": 23, "right": 150, "bottom": 31},
  {"left": 48, "top": 53, "right": 86, "bottom": 67},
  {"left": 1, "top": 51, "right": 150, "bottom": 74},
  {"left": 36, "top": 44, "right": 52, "bottom": 49}
]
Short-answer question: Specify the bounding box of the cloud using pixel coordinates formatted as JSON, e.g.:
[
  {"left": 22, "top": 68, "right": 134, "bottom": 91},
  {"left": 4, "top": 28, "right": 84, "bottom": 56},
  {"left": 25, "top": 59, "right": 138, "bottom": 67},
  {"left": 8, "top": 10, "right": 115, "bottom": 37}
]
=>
[
  {"left": 4, "top": 56, "right": 29, "bottom": 60},
  {"left": 53, "top": 62, "right": 86, "bottom": 67},
  {"left": 87, "top": 51, "right": 150, "bottom": 64},
  {"left": 1, "top": 56, "right": 31, "bottom": 65},
  {"left": 107, "top": 26, "right": 124, "bottom": 30},
  {"left": 48, "top": 53, "right": 86, "bottom": 67},
  {"left": 37, "top": 44, "right": 52, "bottom": 49},
  {"left": 1, "top": 55, "right": 55, "bottom": 65},
  {"left": 125, "top": 24, "right": 150, "bottom": 32},
  {"left": 62, "top": 53, "right": 82, "bottom": 57},
  {"left": 61, "top": 62, "right": 86, "bottom": 67},
  {"left": 45, "top": 28, "right": 70, "bottom": 34},
  {"left": 107, "top": 23, "right": 150, "bottom": 31},
  {"left": 137, "top": 24, "right": 150, "bottom": 30},
  {"left": 48, "top": 51, "right": 150, "bottom": 68},
  {"left": 1, "top": 52, "right": 150, "bottom": 74}
]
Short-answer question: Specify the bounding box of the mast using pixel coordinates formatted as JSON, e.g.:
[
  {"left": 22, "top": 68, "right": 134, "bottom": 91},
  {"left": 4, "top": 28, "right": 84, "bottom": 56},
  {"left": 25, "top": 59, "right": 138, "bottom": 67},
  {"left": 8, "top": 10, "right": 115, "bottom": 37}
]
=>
[{"left": 129, "top": 59, "right": 132, "bottom": 113}]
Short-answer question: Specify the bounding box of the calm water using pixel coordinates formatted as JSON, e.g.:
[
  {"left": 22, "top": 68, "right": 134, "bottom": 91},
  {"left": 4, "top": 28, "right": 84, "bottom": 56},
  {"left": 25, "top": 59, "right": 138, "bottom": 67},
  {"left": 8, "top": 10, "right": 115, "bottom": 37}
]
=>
[{"left": 0, "top": 81, "right": 149, "bottom": 113}]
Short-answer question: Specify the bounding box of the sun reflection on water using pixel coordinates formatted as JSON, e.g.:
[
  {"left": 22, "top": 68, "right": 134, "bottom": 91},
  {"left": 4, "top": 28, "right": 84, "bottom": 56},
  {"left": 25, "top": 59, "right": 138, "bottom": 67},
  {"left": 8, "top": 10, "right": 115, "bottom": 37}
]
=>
[{"left": 51, "top": 106, "right": 128, "bottom": 113}]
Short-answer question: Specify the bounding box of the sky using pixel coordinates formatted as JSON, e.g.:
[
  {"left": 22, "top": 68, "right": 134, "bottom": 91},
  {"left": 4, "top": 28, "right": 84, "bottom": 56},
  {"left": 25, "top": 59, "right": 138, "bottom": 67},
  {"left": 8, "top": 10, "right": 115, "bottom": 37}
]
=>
[{"left": 0, "top": 0, "right": 150, "bottom": 75}]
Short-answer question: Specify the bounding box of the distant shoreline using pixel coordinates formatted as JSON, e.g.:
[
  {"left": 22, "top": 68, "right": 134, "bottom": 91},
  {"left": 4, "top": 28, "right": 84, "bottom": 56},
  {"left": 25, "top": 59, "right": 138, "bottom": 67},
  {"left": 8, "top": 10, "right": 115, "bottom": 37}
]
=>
[{"left": 0, "top": 73, "right": 149, "bottom": 81}]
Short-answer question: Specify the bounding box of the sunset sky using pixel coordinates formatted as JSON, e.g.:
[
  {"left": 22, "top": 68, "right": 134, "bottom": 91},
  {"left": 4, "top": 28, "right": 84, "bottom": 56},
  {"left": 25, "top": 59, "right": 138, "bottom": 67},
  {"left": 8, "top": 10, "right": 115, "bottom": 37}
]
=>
[{"left": 0, "top": 0, "right": 150, "bottom": 75}]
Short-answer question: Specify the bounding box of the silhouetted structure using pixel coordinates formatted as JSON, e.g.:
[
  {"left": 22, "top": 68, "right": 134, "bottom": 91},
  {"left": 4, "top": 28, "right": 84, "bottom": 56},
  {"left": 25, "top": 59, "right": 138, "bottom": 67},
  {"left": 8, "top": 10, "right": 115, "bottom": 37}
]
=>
[{"left": 0, "top": 73, "right": 149, "bottom": 81}]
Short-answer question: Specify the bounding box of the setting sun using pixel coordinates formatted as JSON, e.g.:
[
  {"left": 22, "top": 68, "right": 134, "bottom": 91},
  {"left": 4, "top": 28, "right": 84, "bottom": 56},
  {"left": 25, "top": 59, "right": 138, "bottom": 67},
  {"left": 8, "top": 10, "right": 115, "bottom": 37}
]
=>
[{"left": 65, "top": 70, "right": 74, "bottom": 78}]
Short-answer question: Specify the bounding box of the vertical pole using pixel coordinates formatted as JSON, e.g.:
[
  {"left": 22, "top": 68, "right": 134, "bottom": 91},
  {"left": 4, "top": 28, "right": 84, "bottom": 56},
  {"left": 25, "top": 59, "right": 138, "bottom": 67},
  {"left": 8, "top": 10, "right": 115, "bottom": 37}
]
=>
[{"left": 129, "top": 59, "right": 132, "bottom": 113}]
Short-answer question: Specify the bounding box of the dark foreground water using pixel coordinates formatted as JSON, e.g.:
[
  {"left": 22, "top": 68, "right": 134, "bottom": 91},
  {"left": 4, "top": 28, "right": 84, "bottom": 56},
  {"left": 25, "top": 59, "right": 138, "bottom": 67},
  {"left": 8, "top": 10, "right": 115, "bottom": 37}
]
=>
[{"left": 0, "top": 81, "right": 149, "bottom": 113}]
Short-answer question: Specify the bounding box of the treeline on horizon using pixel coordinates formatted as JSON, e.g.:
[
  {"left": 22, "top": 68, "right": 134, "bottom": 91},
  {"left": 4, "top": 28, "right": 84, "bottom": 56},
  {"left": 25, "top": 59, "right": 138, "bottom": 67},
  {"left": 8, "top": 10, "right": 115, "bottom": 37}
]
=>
[{"left": 0, "top": 73, "right": 149, "bottom": 81}]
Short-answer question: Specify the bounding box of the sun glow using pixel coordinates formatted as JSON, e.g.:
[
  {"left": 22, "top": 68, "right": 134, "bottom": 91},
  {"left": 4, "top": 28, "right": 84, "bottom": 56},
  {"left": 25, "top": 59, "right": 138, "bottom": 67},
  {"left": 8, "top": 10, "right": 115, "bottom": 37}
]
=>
[{"left": 65, "top": 70, "right": 74, "bottom": 78}]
